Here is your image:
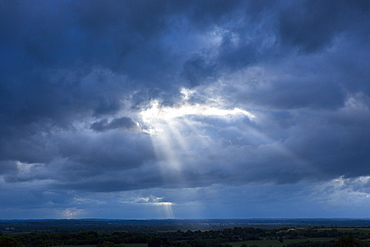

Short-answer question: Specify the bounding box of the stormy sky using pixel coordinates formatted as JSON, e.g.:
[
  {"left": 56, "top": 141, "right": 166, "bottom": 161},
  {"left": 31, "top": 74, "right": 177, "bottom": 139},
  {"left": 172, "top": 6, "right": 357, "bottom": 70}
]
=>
[{"left": 0, "top": 0, "right": 370, "bottom": 219}]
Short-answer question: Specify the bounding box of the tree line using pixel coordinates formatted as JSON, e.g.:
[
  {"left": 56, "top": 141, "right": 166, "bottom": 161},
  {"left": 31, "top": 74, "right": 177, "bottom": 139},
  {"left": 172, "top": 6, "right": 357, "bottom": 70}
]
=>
[{"left": 1, "top": 226, "right": 370, "bottom": 247}]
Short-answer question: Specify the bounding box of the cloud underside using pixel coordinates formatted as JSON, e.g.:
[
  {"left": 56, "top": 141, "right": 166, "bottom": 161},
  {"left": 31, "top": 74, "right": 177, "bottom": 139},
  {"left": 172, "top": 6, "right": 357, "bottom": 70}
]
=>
[{"left": 0, "top": 0, "right": 369, "bottom": 218}]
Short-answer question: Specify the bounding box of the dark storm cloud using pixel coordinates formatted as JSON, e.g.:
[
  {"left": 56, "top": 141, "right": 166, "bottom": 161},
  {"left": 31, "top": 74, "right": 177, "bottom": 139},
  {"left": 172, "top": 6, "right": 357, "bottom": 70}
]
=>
[
  {"left": 0, "top": 0, "right": 369, "bottom": 214},
  {"left": 285, "top": 109, "right": 370, "bottom": 179},
  {"left": 236, "top": 74, "right": 346, "bottom": 110},
  {"left": 0, "top": 0, "right": 243, "bottom": 129},
  {"left": 57, "top": 131, "right": 154, "bottom": 171},
  {"left": 181, "top": 55, "right": 217, "bottom": 87},
  {"left": 1, "top": 0, "right": 367, "bottom": 129},
  {"left": 279, "top": 0, "right": 370, "bottom": 53}
]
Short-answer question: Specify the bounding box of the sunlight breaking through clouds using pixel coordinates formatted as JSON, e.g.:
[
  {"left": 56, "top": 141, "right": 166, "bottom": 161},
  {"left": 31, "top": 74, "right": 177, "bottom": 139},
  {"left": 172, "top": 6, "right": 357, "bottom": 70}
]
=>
[
  {"left": 140, "top": 88, "right": 255, "bottom": 135},
  {"left": 141, "top": 101, "right": 254, "bottom": 126},
  {"left": 136, "top": 88, "right": 257, "bottom": 218},
  {"left": 61, "top": 207, "right": 86, "bottom": 219},
  {"left": 1, "top": 0, "right": 370, "bottom": 219},
  {"left": 138, "top": 87, "right": 256, "bottom": 177}
]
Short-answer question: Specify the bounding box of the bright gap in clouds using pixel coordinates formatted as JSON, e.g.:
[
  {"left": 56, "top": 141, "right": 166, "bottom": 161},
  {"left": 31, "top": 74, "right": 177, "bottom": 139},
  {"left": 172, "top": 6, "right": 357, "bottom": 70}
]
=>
[{"left": 140, "top": 88, "right": 255, "bottom": 135}]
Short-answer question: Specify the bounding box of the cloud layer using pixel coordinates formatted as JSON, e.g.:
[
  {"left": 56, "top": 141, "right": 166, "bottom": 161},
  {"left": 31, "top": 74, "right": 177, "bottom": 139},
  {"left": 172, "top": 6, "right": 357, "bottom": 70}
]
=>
[{"left": 0, "top": 0, "right": 369, "bottom": 219}]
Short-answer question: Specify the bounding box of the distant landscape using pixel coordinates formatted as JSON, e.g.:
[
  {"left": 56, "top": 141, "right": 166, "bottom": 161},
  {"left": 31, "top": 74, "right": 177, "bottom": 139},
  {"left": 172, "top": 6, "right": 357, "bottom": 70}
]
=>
[{"left": 1, "top": 218, "right": 370, "bottom": 246}]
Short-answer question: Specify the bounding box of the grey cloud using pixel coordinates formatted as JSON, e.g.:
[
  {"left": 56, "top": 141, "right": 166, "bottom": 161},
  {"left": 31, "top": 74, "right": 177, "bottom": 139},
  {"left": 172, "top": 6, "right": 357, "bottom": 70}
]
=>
[
  {"left": 57, "top": 131, "right": 154, "bottom": 171},
  {"left": 0, "top": 161, "right": 18, "bottom": 175},
  {"left": 51, "top": 160, "right": 162, "bottom": 192},
  {"left": 278, "top": 0, "right": 370, "bottom": 53},
  {"left": 2, "top": 0, "right": 367, "bottom": 137},
  {"left": 91, "top": 117, "right": 139, "bottom": 132},
  {"left": 93, "top": 99, "right": 121, "bottom": 116},
  {"left": 247, "top": 77, "right": 345, "bottom": 110},
  {"left": 181, "top": 55, "right": 217, "bottom": 87},
  {"left": 0, "top": 129, "right": 155, "bottom": 188},
  {"left": 0, "top": 132, "right": 58, "bottom": 164},
  {"left": 286, "top": 120, "right": 370, "bottom": 179},
  {"left": 0, "top": 186, "right": 74, "bottom": 212}
]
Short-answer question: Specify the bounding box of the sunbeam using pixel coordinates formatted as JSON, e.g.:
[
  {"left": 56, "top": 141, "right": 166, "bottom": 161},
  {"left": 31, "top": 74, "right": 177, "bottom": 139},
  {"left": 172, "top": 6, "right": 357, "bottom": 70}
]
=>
[
  {"left": 137, "top": 90, "right": 257, "bottom": 217},
  {"left": 154, "top": 201, "right": 174, "bottom": 219},
  {"left": 137, "top": 91, "right": 319, "bottom": 218}
]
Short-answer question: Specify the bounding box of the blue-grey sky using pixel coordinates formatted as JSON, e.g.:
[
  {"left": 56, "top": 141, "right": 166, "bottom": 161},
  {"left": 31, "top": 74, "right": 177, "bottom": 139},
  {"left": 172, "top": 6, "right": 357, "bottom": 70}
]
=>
[{"left": 1, "top": 0, "right": 370, "bottom": 219}]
